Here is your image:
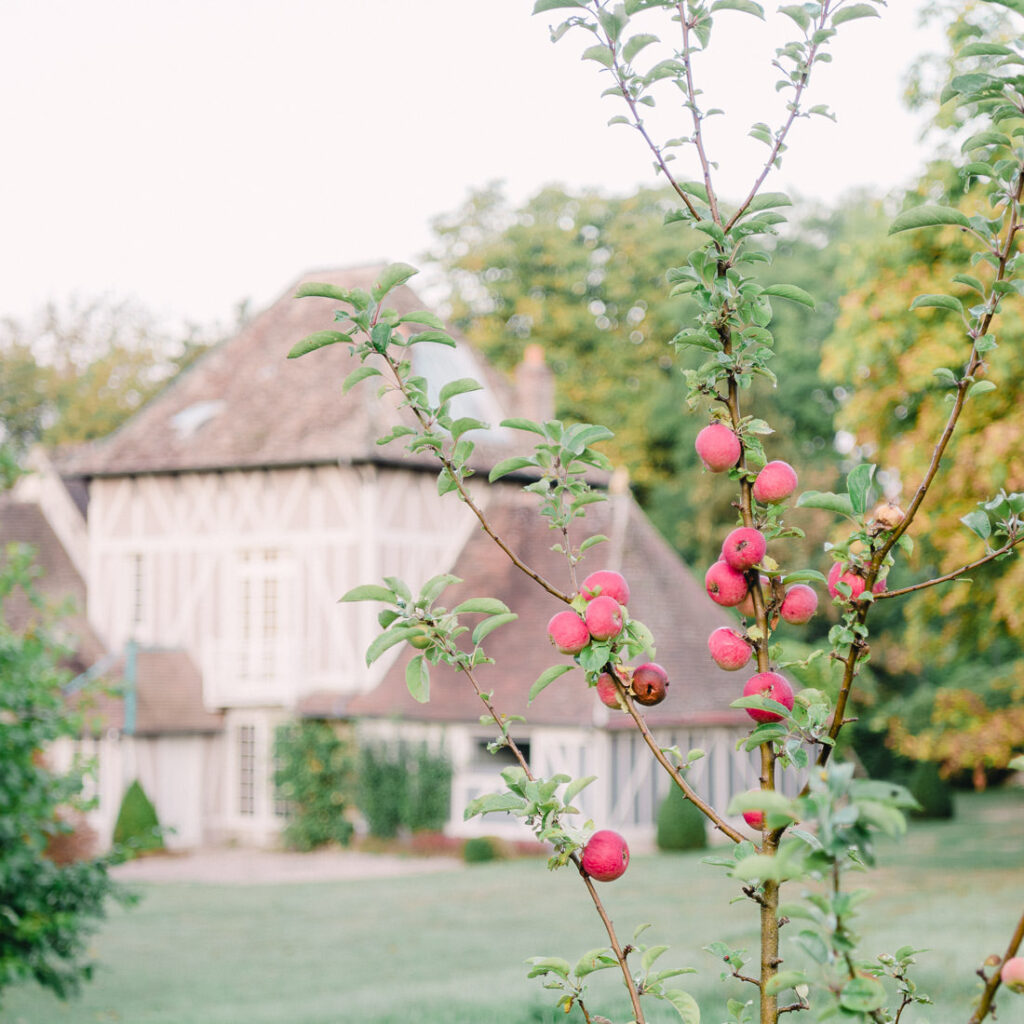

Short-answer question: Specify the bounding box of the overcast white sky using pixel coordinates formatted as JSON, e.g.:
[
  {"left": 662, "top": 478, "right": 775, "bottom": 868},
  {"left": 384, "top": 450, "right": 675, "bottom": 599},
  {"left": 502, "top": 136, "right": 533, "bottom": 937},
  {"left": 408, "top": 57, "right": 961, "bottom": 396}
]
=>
[{"left": 1, "top": 0, "right": 942, "bottom": 331}]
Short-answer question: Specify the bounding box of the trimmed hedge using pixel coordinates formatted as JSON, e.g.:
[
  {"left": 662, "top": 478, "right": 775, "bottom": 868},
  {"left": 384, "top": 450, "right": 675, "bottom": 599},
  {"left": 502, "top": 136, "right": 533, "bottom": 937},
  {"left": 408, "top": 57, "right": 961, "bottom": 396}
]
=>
[{"left": 656, "top": 784, "right": 707, "bottom": 851}]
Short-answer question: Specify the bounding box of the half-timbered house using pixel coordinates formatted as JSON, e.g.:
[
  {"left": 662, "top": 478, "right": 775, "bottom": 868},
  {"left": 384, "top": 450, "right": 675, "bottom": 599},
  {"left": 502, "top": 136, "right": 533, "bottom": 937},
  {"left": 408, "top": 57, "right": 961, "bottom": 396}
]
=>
[{"left": 14, "top": 265, "right": 765, "bottom": 849}]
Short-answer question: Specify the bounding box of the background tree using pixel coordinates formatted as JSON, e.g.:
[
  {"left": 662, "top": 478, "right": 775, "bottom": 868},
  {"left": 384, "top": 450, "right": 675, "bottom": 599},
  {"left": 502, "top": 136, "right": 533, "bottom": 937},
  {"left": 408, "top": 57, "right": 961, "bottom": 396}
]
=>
[
  {"left": 0, "top": 296, "right": 223, "bottom": 456},
  {"left": 0, "top": 470, "right": 125, "bottom": 1001}
]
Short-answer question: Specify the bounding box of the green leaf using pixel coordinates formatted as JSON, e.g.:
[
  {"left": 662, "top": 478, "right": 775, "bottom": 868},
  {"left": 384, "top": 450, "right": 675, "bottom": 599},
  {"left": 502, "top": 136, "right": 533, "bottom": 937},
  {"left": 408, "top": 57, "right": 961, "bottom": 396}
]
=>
[
  {"left": 760, "top": 283, "right": 815, "bottom": 308},
  {"left": 574, "top": 948, "right": 616, "bottom": 978},
  {"left": 968, "top": 380, "right": 997, "bottom": 398},
  {"left": 846, "top": 463, "right": 876, "bottom": 517},
  {"left": 889, "top": 205, "right": 971, "bottom": 234},
  {"left": 532, "top": 0, "right": 586, "bottom": 11},
  {"left": 439, "top": 378, "right": 483, "bottom": 405},
  {"left": 962, "top": 131, "right": 1012, "bottom": 152},
  {"left": 961, "top": 509, "right": 992, "bottom": 540},
  {"left": 832, "top": 3, "right": 880, "bottom": 25},
  {"left": 623, "top": 33, "right": 659, "bottom": 63},
  {"left": 780, "top": 569, "right": 827, "bottom": 585},
  {"left": 959, "top": 42, "right": 1015, "bottom": 58},
  {"left": 489, "top": 456, "right": 538, "bottom": 482},
  {"left": 663, "top": 989, "right": 701, "bottom": 1024},
  {"left": 795, "top": 490, "right": 855, "bottom": 516},
  {"left": 449, "top": 417, "right": 489, "bottom": 440},
  {"left": 342, "top": 365, "right": 382, "bottom": 393},
  {"left": 710, "top": 0, "right": 764, "bottom": 16},
  {"left": 743, "top": 191, "right": 792, "bottom": 214},
  {"left": 526, "top": 956, "right": 573, "bottom": 979},
  {"left": 765, "top": 970, "right": 807, "bottom": 995},
  {"left": 529, "top": 664, "right": 575, "bottom": 703},
  {"left": 839, "top": 975, "right": 887, "bottom": 1013},
  {"left": 372, "top": 262, "right": 418, "bottom": 300},
  {"left": 499, "top": 417, "right": 547, "bottom": 436},
  {"left": 366, "top": 626, "right": 425, "bottom": 666},
  {"left": 294, "top": 281, "right": 352, "bottom": 302},
  {"left": 418, "top": 573, "right": 461, "bottom": 606},
  {"left": 472, "top": 612, "right": 518, "bottom": 646},
  {"left": 464, "top": 791, "right": 528, "bottom": 819},
  {"left": 909, "top": 294, "right": 964, "bottom": 314},
  {"left": 452, "top": 598, "right": 511, "bottom": 616},
  {"left": 287, "top": 330, "right": 349, "bottom": 359},
  {"left": 405, "top": 654, "right": 430, "bottom": 703},
  {"left": 581, "top": 43, "right": 614, "bottom": 67},
  {"left": 339, "top": 584, "right": 396, "bottom": 604},
  {"left": 407, "top": 329, "right": 456, "bottom": 347},
  {"left": 399, "top": 310, "right": 445, "bottom": 329},
  {"left": 563, "top": 775, "right": 597, "bottom": 808},
  {"left": 641, "top": 945, "right": 670, "bottom": 971},
  {"left": 732, "top": 852, "right": 800, "bottom": 883},
  {"left": 579, "top": 534, "right": 609, "bottom": 553}
]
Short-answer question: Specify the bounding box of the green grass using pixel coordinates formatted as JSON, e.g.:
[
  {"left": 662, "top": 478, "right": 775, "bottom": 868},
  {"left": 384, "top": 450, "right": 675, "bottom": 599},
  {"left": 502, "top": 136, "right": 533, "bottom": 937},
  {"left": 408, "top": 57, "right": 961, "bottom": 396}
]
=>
[{"left": 5, "top": 789, "right": 1023, "bottom": 1023}]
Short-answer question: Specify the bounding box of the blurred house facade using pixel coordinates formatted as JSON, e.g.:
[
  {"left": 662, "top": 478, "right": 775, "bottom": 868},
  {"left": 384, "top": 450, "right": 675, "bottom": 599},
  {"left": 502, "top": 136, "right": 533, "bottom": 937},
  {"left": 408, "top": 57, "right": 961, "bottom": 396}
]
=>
[{"left": 7, "top": 265, "right": 762, "bottom": 849}]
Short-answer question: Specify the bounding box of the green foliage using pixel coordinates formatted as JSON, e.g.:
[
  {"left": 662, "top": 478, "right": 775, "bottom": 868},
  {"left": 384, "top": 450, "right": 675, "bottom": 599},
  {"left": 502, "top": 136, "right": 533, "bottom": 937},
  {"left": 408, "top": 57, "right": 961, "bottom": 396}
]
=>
[
  {"left": 908, "top": 761, "right": 955, "bottom": 820},
  {"left": 0, "top": 522, "right": 123, "bottom": 1002},
  {"left": 462, "top": 836, "right": 504, "bottom": 864},
  {"left": 111, "top": 780, "right": 163, "bottom": 854},
  {"left": 273, "top": 720, "right": 355, "bottom": 851},
  {"left": 0, "top": 297, "right": 216, "bottom": 455},
  {"left": 356, "top": 742, "right": 452, "bottom": 839},
  {"left": 656, "top": 786, "right": 708, "bottom": 852}
]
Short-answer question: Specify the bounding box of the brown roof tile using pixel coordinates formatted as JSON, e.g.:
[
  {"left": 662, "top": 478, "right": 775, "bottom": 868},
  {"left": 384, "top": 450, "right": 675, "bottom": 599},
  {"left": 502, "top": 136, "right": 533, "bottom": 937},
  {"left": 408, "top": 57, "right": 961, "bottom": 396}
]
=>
[
  {"left": 348, "top": 486, "right": 755, "bottom": 729},
  {"left": 67, "top": 265, "right": 517, "bottom": 477}
]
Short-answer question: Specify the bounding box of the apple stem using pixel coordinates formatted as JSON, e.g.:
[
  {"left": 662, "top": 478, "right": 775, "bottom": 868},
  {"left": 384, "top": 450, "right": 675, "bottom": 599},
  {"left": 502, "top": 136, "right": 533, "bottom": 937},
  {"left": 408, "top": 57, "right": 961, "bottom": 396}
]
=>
[{"left": 969, "top": 908, "right": 1024, "bottom": 1024}]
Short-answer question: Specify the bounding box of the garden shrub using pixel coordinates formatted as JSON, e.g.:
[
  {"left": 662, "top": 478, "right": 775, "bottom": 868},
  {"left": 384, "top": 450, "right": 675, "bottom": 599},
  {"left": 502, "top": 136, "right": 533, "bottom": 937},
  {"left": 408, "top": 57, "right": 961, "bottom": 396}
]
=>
[
  {"left": 112, "top": 779, "right": 163, "bottom": 854},
  {"left": 273, "top": 720, "right": 355, "bottom": 851},
  {"left": 357, "top": 741, "right": 451, "bottom": 838},
  {"left": 463, "top": 836, "right": 504, "bottom": 863},
  {"left": 909, "top": 760, "right": 955, "bottom": 820},
  {"left": 656, "top": 784, "right": 707, "bottom": 852}
]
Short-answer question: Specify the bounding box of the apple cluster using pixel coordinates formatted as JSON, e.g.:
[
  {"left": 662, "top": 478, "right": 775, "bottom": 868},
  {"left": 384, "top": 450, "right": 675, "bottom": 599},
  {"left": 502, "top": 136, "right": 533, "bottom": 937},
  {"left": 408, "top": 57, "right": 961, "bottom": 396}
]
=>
[{"left": 546, "top": 569, "right": 670, "bottom": 712}]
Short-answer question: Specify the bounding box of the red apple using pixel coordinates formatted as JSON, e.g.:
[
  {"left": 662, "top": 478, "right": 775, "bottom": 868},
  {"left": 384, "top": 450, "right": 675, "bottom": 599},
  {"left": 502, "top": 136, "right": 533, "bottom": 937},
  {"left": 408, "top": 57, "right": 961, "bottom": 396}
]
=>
[
  {"left": 1001, "top": 956, "right": 1024, "bottom": 994},
  {"left": 581, "top": 829, "right": 629, "bottom": 882},
  {"left": 581, "top": 569, "right": 630, "bottom": 606},
  {"left": 752, "top": 460, "right": 798, "bottom": 504},
  {"left": 547, "top": 610, "right": 589, "bottom": 655},
  {"left": 585, "top": 595, "right": 624, "bottom": 642},
  {"left": 708, "top": 627, "right": 752, "bottom": 671},
  {"left": 779, "top": 584, "right": 818, "bottom": 625},
  {"left": 827, "top": 561, "right": 867, "bottom": 601},
  {"left": 742, "top": 671, "right": 794, "bottom": 723},
  {"left": 595, "top": 672, "right": 625, "bottom": 711},
  {"left": 631, "top": 663, "right": 669, "bottom": 706},
  {"left": 721, "top": 527, "right": 767, "bottom": 571},
  {"left": 695, "top": 423, "right": 741, "bottom": 472},
  {"left": 705, "top": 560, "right": 749, "bottom": 607},
  {"left": 742, "top": 807, "right": 765, "bottom": 830}
]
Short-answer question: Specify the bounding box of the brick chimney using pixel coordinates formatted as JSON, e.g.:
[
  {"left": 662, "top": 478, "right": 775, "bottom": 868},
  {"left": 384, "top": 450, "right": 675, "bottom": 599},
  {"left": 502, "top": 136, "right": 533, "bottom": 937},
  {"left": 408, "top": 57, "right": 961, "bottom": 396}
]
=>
[{"left": 514, "top": 344, "right": 555, "bottom": 424}]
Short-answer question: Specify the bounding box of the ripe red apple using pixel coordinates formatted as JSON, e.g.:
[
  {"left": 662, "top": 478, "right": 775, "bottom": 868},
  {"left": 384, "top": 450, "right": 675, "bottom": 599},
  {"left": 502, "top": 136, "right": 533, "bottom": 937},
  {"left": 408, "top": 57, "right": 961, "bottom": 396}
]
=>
[
  {"left": 585, "top": 595, "right": 624, "bottom": 641},
  {"left": 722, "top": 527, "right": 767, "bottom": 571},
  {"left": 1001, "top": 956, "right": 1024, "bottom": 994},
  {"left": 581, "top": 829, "right": 629, "bottom": 882},
  {"left": 708, "top": 627, "right": 752, "bottom": 671},
  {"left": 827, "top": 561, "right": 867, "bottom": 601},
  {"left": 752, "top": 460, "right": 798, "bottom": 504},
  {"left": 631, "top": 662, "right": 669, "bottom": 705},
  {"left": 737, "top": 574, "right": 770, "bottom": 617},
  {"left": 581, "top": 569, "right": 630, "bottom": 606},
  {"left": 742, "top": 671, "right": 794, "bottom": 723},
  {"left": 742, "top": 807, "right": 765, "bottom": 830},
  {"left": 705, "top": 560, "right": 749, "bottom": 607},
  {"left": 595, "top": 672, "right": 625, "bottom": 711},
  {"left": 695, "top": 423, "right": 741, "bottom": 472},
  {"left": 547, "top": 610, "right": 590, "bottom": 655},
  {"left": 779, "top": 584, "right": 818, "bottom": 625}
]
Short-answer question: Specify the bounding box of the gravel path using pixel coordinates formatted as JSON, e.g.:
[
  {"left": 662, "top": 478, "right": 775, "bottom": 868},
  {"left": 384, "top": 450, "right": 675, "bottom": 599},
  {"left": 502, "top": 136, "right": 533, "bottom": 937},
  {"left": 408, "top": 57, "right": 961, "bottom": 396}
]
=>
[{"left": 111, "top": 846, "right": 465, "bottom": 885}]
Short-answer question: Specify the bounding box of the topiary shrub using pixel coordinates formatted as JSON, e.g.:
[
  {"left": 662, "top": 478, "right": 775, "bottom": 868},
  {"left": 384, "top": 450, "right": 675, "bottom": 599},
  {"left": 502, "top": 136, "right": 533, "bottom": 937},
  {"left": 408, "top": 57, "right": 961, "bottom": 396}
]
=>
[
  {"left": 463, "top": 836, "right": 505, "bottom": 863},
  {"left": 909, "top": 760, "right": 955, "bottom": 820},
  {"left": 273, "top": 720, "right": 355, "bottom": 851},
  {"left": 356, "top": 741, "right": 452, "bottom": 838},
  {"left": 112, "top": 779, "right": 163, "bottom": 855},
  {"left": 656, "top": 784, "right": 707, "bottom": 852},
  {"left": 405, "top": 744, "right": 452, "bottom": 833}
]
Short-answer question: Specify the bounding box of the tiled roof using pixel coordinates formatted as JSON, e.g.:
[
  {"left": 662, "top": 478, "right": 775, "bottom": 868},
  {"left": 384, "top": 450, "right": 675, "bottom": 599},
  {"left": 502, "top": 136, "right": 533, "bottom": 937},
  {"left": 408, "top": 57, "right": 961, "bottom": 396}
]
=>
[
  {"left": 348, "top": 486, "right": 753, "bottom": 729},
  {"left": 67, "top": 265, "right": 516, "bottom": 477}
]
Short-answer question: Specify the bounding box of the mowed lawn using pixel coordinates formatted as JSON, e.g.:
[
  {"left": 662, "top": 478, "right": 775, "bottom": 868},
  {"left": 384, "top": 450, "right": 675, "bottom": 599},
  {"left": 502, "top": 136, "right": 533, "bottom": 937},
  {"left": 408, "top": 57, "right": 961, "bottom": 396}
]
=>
[{"left": 6, "top": 789, "right": 1023, "bottom": 1024}]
